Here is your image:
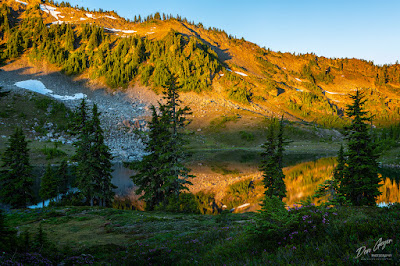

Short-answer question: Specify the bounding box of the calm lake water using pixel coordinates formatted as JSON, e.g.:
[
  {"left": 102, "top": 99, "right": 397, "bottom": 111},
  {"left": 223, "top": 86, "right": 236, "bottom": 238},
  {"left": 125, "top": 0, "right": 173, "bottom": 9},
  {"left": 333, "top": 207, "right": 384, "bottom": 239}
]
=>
[
  {"left": 31, "top": 157, "right": 400, "bottom": 208},
  {"left": 111, "top": 157, "right": 400, "bottom": 207},
  {"left": 283, "top": 157, "right": 400, "bottom": 206}
]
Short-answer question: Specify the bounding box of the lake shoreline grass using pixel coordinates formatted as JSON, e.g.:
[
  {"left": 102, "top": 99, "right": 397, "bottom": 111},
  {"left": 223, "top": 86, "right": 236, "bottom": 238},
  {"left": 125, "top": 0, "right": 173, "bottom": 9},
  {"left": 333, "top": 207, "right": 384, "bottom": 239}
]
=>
[{"left": 2, "top": 205, "right": 399, "bottom": 264}]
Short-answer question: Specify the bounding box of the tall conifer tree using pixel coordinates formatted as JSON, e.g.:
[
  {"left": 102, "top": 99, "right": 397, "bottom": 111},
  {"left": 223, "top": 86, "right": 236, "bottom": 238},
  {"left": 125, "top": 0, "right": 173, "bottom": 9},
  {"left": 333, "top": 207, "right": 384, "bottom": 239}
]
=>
[
  {"left": 56, "top": 160, "right": 69, "bottom": 195},
  {"left": 130, "top": 105, "right": 168, "bottom": 209},
  {"left": 73, "top": 99, "right": 95, "bottom": 205},
  {"left": 341, "top": 90, "right": 381, "bottom": 206},
  {"left": 259, "top": 117, "right": 287, "bottom": 202},
  {"left": 0, "top": 128, "right": 33, "bottom": 208},
  {"left": 130, "top": 74, "right": 193, "bottom": 210},
  {"left": 89, "top": 104, "right": 115, "bottom": 207},
  {"left": 73, "top": 100, "right": 114, "bottom": 206},
  {"left": 39, "top": 164, "right": 58, "bottom": 206}
]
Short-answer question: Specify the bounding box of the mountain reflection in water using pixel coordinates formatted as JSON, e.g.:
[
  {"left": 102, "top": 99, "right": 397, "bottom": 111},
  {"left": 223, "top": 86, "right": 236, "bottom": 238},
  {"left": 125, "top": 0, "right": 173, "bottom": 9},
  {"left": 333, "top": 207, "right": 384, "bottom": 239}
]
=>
[
  {"left": 111, "top": 157, "right": 400, "bottom": 209},
  {"left": 283, "top": 157, "right": 400, "bottom": 206}
]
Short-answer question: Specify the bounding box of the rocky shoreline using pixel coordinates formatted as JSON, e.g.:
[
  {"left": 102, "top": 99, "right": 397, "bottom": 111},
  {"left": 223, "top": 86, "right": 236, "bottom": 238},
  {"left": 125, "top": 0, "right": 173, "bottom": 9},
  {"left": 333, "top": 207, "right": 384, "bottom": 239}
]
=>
[{"left": 0, "top": 65, "right": 153, "bottom": 162}]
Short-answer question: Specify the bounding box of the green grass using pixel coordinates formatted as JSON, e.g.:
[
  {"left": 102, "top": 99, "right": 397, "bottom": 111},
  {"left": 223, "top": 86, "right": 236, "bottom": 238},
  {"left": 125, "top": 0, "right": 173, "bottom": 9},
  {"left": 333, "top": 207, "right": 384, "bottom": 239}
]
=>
[
  {"left": 208, "top": 114, "right": 240, "bottom": 132},
  {"left": 0, "top": 93, "right": 75, "bottom": 164},
  {"left": 40, "top": 144, "right": 67, "bottom": 160},
  {"left": 2, "top": 205, "right": 399, "bottom": 264}
]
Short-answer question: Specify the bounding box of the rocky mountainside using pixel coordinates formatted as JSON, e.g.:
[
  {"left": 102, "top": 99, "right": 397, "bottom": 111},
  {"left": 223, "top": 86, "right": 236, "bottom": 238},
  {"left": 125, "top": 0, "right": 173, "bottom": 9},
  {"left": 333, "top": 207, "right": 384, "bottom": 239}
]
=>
[{"left": 1, "top": 0, "right": 400, "bottom": 129}]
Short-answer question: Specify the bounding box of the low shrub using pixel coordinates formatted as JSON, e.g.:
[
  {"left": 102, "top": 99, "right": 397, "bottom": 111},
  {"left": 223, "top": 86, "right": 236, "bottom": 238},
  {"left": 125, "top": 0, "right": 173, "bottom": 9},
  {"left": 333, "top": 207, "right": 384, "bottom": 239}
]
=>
[
  {"left": 248, "top": 198, "right": 336, "bottom": 250},
  {"left": 156, "top": 193, "right": 200, "bottom": 214},
  {"left": 240, "top": 131, "right": 255, "bottom": 141},
  {"left": 40, "top": 145, "right": 67, "bottom": 159}
]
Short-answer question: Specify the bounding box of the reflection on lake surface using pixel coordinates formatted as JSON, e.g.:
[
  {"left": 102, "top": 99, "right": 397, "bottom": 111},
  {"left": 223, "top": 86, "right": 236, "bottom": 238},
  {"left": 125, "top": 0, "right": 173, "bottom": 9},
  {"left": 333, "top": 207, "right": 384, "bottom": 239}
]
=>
[
  {"left": 111, "top": 162, "right": 135, "bottom": 196},
  {"left": 111, "top": 157, "right": 400, "bottom": 209},
  {"left": 283, "top": 157, "right": 400, "bottom": 206}
]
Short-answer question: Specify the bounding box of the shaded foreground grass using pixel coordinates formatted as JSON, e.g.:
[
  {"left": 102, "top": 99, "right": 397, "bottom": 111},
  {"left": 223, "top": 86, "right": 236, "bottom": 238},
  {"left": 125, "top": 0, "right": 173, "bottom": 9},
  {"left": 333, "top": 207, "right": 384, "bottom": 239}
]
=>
[{"left": 3, "top": 205, "right": 399, "bottom": 264}]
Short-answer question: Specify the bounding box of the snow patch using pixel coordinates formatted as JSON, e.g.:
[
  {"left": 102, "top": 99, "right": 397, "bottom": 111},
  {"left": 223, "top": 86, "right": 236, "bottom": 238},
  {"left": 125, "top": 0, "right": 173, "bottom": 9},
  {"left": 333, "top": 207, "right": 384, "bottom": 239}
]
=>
[
  {"left": 219, "top": 74, "right": 224, "bottom": 77},
  {"left": 86, "top": 13, "right": 93, "bottom": 18},
  {"left": 15, "top": 0, "right": 28, "bottom": 5},
  {"left": 235, "top": 71, "right": 248, "bottom": 77},
  {"left": 296, "top": 89, "right": 303, "bottom": 92},
  {"left": 104, "top": 27, "right": 136, "bottom": 34},
  {"left": 80, "top": 18, "right": 87, "bottom": 21},
  {"left": 226, "top": 68, "right": 232, "bottom": 72},
  {"left": 377, "top": 202, "right": 395, "bottom": 208},
  {"left": 104, "top": 15, "right": 117, "bottom": 20},
  {"left": 51, "top": 93, "right": 86, "bottom": 100},
  {"left": 40, "top": 4, "right": 61, "bottom": 20},
  {"left": 324, "top": 91, "right": 344, "bottom": 95},
  {"left": 121, "top": 30, "right": 136, "bottom": 34},
  {"left": 295, "top": 78, "right": 302, "bottom": 82},
  {"left": 236, "top": 203, "right": 250, "bottom": 209},
  {"left": 15, "top": 80, "right": 53, "bottom": 95},
  {"left": 104, "top": 27, "right": 120, "bottom": 32},
  {"left": 14, "top": 80, "right": 86, "bottom": 101}
]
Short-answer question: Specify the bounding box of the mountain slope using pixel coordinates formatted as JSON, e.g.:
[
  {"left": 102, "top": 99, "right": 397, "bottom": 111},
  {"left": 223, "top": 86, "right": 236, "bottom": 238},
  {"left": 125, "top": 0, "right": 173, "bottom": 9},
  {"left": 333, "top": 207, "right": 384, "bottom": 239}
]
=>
[{"left": 1, "top": 0, "right": 400, "bottom": 127}]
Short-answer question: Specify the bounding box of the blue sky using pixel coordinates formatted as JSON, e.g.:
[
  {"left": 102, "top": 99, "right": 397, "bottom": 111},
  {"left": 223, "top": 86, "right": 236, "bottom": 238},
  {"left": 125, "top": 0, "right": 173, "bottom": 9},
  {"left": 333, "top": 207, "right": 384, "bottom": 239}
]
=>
[{"left": 66, "top": 0, "right": 400, "bottom": 65}]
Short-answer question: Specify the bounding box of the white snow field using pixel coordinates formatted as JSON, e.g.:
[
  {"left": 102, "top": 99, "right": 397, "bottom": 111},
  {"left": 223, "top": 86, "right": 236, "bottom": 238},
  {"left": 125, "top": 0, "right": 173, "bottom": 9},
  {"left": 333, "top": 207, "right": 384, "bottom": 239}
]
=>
[
  {"left": 121, "top": 30, "right": 136, "bottom": 33},
  {"left": 15, "top": 80, "right": 53, "bottom": 95},
  {"left": 324, "top": 90, "right": 344, "bottom": 95},
  {"left": 295, "top": 78, "right": 302, "bottom": 82},
  {"left": 15, "top": 0, "right": 28, "bottom": 5},
  {"left": 52, "top": 93, "right": 86, "bottom": 100},
  {"left": 235, "top": 71, "right": 248, "bottom": 77},
  {"left": 104, "top": 27, "right": 136, "bottom": 34},
  {"left": 40, "top": 4, "right": 61, "bottom": 20},
  {"left": 14, "top": 80, "right": 86, "bottom": 101}
]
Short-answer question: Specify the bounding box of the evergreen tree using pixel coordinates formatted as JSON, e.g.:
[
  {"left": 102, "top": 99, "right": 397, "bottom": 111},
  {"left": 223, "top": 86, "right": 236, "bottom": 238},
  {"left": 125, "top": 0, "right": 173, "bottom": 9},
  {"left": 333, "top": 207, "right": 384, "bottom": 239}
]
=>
[
  {"left": 89, "top": 104, "right": 115, "bottom": 207},
  {"left": 259, "top": 117, "right": 287, "bottom": 201},
  {"left": 342, "top": 90, "right": 381, "bottom": 206},
  {"left": 39, "top": 164, "right": 58, "bottom": 206},
  {"left": 56, "top": 160, "right": 69, "bottom": 195},
  {"left": 0, "top": 128, "right": 33, "bottom": 208},
  {"left": 333, "top": 144, "right": 345, "bottom": 195},
  {"left": 130, "top": 105, "right": 168, "bottom": 209},
  {"left": 130, "top": 75, "right": 193, "bottom": 210},
  {"left": 64, "top": 25, "right": 75, "bottom": 51},
  {"left": 73, "top": 99, "right": 95, "bottom": 206},
  {"left": 73, "top": 101, "right": 114, "bottom": 206},
  {"left": 158, "top": 76, "right": 193, "bottom": 199},
  {"left": 313, "top": 144, "right": 349, "bottom": 206}
]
